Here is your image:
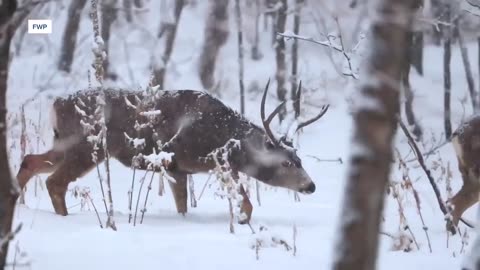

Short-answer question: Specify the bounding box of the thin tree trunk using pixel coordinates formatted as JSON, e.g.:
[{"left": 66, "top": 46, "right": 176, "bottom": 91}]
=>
[
  {"left": 152, "top": 0, "right": 185, "bottom": 89},
  {"left": 411, "top": 31, "right": 423, "bottom": 75},
  {"left": 250, "top": 0, "right": 262, "bottom": 60},
  {"left": 332, "top": 0, "right": 415, "bottom": 269},
  {"left": 430, "top": 0, "right": 447, "bottom": 45},
  {"left": 443, "top": 6, "right": 452, "bottom": 140},
  {"left": 58, "top": 0, "right": 88, "bottom": 73},
  {"left": 123, "top": 0, "right": 133, "bottom": 22},
  {"left": 100, "top": 0, "right": 118, "bottom": 80},
  {"left": 478, "top": 36, "right": 480, "bottom": 110},
  {"left": 275, "top": 0, "right": 287, "bottom": 122},
  {"left": 456, "top": 21, "right": 477, "bottom": 113},
  {"left": 234, "top": 0, "right": 245, "bottom": 114},
  {"left": 0, "top": 1, "right": 20, "bottom": 268},
  {"left": 291, "top": 0, "right": 302, "bottom": 119},
  {"left": 410, "top": 0, "right": 423, "bottom": 74},
  {"left": 403, "top": 30, "right": 423, "bottom": 140},
  {"left": 198, "top": 0, "right": 229, "bottom": 93},
  {"left": 133, "top": 0, "right": 143, "bottom": 8}
]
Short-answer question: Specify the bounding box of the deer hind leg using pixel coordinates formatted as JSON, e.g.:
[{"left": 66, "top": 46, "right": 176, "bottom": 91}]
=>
[
  {"left": 167, "top": 171, "right": 188, "bottom": 215},
  {"left": 447, "top": 164, "right": 480, "bottom": 233},
  {"left": 46, "top": 143, "right": 103, "bottom": 216},
  {"left": 17, "top": 150, "right": 64, "bottom": 189}
]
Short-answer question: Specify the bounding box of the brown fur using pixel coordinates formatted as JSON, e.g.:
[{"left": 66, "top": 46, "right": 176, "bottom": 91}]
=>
[
  {"left": 17, "top": 88, "right": 317, "bottom": 221},
  {"left": 448, "top": 115, "right": 480, "bottom": 232}
]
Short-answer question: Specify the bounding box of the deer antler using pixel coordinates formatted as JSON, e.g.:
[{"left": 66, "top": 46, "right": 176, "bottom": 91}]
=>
[
  {"left": 261, "top": 79, "right": 286, "bottom": 145},
  {"left": 294, "top": 82, "right": 330, "bottom": 133},
  {"left": 261, "top": 80, "right": 329, "bottom": 142}
]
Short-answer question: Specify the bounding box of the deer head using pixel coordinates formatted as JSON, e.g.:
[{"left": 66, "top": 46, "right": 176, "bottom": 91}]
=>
[{"left": 238, "top": 80, "right": 329, "bottom": 194}]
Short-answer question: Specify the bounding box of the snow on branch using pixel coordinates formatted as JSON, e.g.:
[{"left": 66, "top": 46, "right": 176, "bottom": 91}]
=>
[
  {"left": 199, "top": 138, "right": 253, "bottom": 232},
  {"left": 277, "top": 25, "right": 361, "bottom": 80},
  {"left": 142, "top": 148, "right": 174, "bottom": 170},
  {"left": 139, "top": 110, "right": 161, "bottom": 117},
  {"left": 250, "top": 225, "right": 294, "bottom": 260},
  {"left": 124, "top": 132, "right": 146, "bottom": 149},
  {"left": 277, "top": 31, "right": 343, "bottom": 52}
]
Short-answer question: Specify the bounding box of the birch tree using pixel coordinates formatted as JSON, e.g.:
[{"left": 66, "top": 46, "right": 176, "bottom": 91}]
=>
[{"left": 332, "top": 0, "right": 416, "bottom": 269}]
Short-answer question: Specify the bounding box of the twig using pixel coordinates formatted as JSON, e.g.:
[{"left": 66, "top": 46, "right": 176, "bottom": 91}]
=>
[
  {"left": 460, "top": 228, "right": 470, "bottom": 254},
  {"left": 158, "top": 169, "right": 165, "bottom": 196},
  {"left": 255, "top": 178, "right": 261, "bottom": 206},
  {"left": 307, "top": 155, "right": 343, "bottom": 164},
  {"left": 294, "top": 192, "right": 300, "bottom": 202},
  {"left": 128, "top": 164, "right": 136, "bottom": 223},
  {"left": 396, "top": 149, "right": 433, "bottom": 252},
  {"left": 410, "top": 183, "right": 433, "bottom": 252},
  {"left": 140, "top": 169, "right": 156, "bottom": 224},
  {"left": 334, "top": 17, "right": 357, "bottom": 79},
  {"left": 197, "top": 172, "right": 212, "bottom": 201},
  {"left": 277, "top": 32, "right": 343, "bottom": 52},
  {"left": 95, "top": 163, "right": 109, "bottom": 214},
  {"left": 188, "top": 175, "right": 197, "bottom": 208},
  {"left": 134, "top": 169, "right": 150, "bottom": 226},
  {"left": 12, "top": 241, "right": 18, "bottom": 270},
  {"left": 390, "top": 182, "right": 420, "bottom": 250},
  {"left": 86, "top": 193, "right": 103, "bottom": 229},
  {"left": 293, "top": 224, "right": 297, "bottom": 256},
  {"left": 228, "top": 198, "right": 235, "bottom": 234},
  {"left": 90, "top": 0, "right": 116, "bottom": 231},
  {"left": 277, "top": 25, "right": 359, "bottom": 80},
  {"left": 0, "top": 224, "right": 22, "bottom": 249},
  {"left": 380, "top": 231, "right": 395, "bottom": 239}
]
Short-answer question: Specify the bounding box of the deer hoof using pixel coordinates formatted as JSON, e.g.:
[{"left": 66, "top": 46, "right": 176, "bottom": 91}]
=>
[
  {"left": 446, "top": 219, "right": 457, "bottom": 235},
  {"left": 47, "top": 183, "right": 68, "bottom": 216},
  {"left": 238, "top": 219, "right": 249, "bottom": 225},
  {"left": 237, "top": 214, "right": 250, "bottom": 225},
  {"left": 51, "top": 199, "right": 68, "bottom": 216}
]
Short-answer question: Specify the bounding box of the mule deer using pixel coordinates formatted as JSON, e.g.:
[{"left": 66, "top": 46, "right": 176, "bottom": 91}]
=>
[
  {"left": 16, "top": 82, "right": 328, "bottom": 223},
  {"left": 448, "top": 115, "right": 480, "bottom": 232}
]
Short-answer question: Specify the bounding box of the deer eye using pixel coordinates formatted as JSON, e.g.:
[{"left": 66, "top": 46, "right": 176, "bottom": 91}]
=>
[
  {"left": 265, "top": 141, "right": 275, "bottom": 149},
  {"left": 282, "top": 160, "right": 292, "bottom": 167}
]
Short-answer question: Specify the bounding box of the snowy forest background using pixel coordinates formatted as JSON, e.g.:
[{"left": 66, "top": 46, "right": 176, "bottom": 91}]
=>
[{"left": 2, "top": 0, "right": 480, "bottom": 269}]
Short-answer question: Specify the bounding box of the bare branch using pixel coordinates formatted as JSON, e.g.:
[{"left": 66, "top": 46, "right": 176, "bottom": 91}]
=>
[{"left": 398, "top": 117, "right": 474, "bottom": 229}]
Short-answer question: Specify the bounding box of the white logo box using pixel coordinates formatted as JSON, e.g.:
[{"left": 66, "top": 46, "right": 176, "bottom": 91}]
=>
[{"left": 28, "top": 20, "right": 52, "bottom": 34}]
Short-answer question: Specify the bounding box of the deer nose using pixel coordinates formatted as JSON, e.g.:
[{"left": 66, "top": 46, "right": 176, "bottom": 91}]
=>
[{"left": 300, "top": 182, "right": 316, "bottom": 194}]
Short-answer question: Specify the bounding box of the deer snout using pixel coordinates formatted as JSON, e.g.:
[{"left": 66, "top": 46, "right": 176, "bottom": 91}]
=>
[{"left": 299, "top": 181, "right": 316, "bottom": 194}]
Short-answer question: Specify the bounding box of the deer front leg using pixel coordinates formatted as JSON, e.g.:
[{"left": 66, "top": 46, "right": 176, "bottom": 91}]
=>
[
  {"left": 448, "top": 185, "right": 480, "bottom": 233},
  {"left": 46, "top": 144, "right": 101, "bottom": 216},
  {"left": 447, "top": 165, "right": 480, "bottom": 233},
  {"left": 231, "top": 170, "right": 253, "bottom": 225},
  {"left": 17, "top": 150, "right": 64, "bottom": 189},
  {"left": 237, "top": 184, "right": 253, "bottom": 225},
  {"left": 167, "top": 171, "right": 188, "bottom": 215}
]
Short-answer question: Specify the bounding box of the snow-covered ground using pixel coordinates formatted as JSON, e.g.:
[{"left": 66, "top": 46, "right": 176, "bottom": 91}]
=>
[{"left": 4, "top": 1, "right": 480, "bottom": 269}]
